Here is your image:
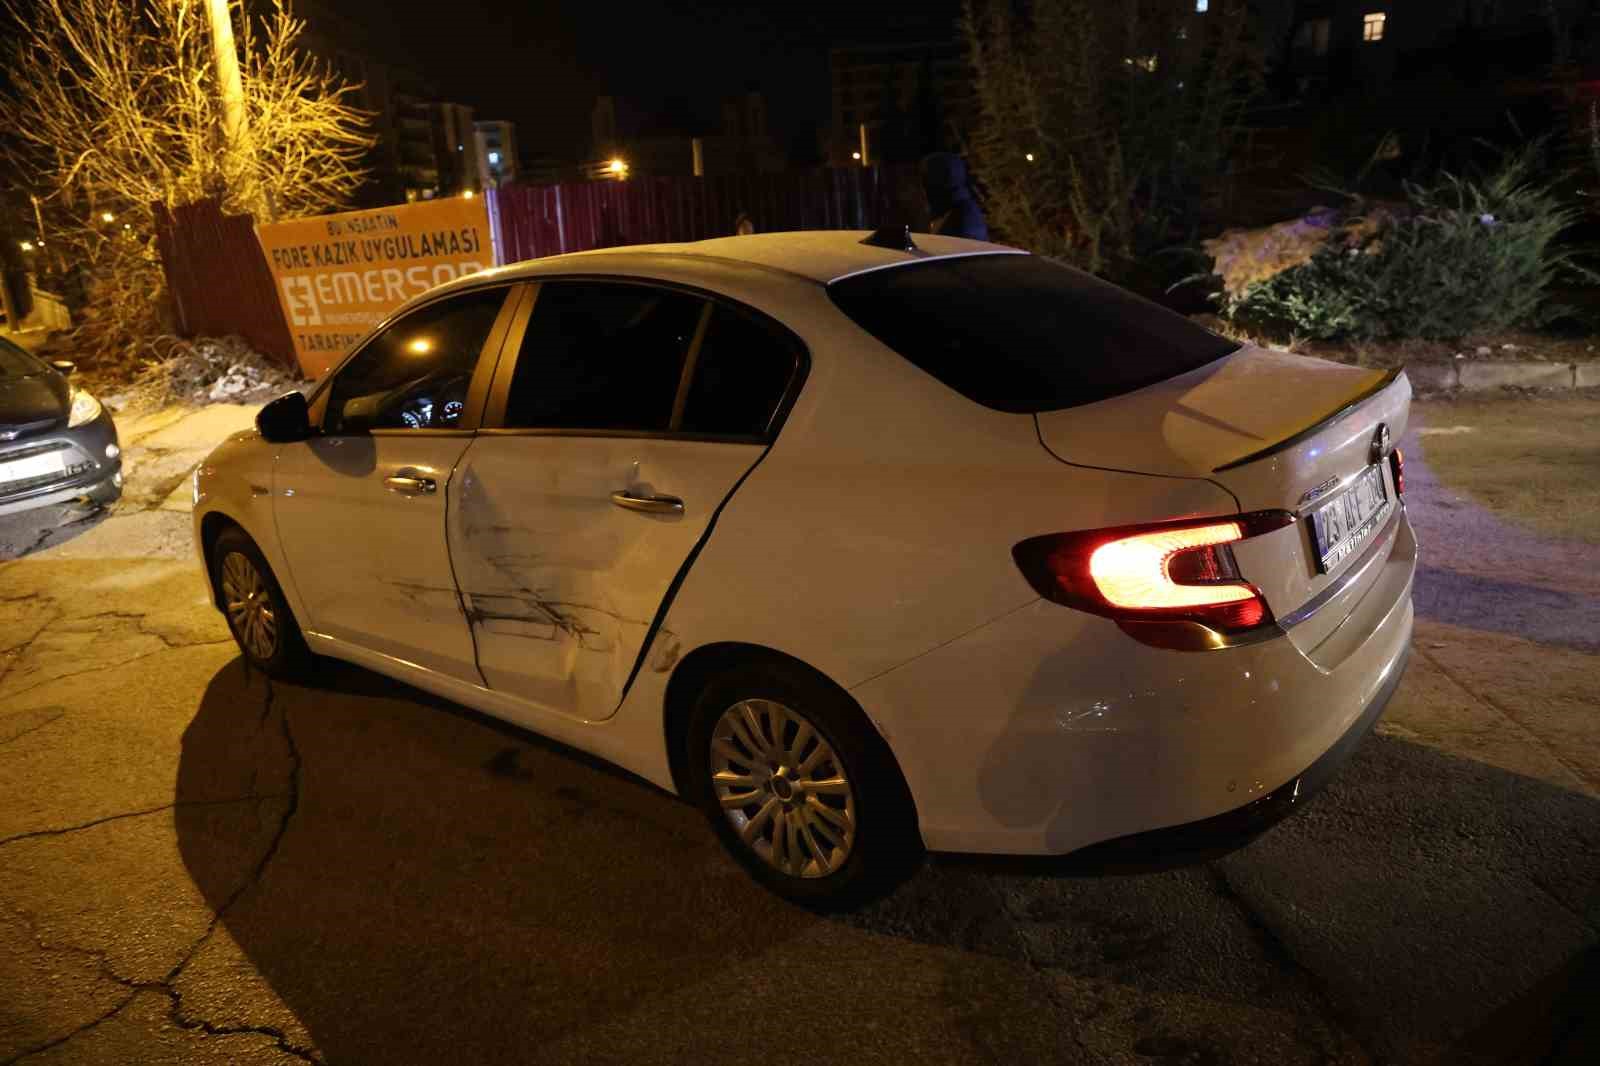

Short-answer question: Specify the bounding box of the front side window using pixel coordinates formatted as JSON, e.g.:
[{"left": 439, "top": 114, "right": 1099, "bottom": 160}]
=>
[
  {"left": 827, "top": 253, "right": 1238, "bottom": 414},
  {"left": 323, "top": 288, "right": 506, "bottom": 434},
  {"left": 501, "top": 281, "right": 704, "bottom": 431}
]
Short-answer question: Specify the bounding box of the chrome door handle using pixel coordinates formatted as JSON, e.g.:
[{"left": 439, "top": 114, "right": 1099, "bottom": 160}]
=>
[
  {"left": 385, "top": 473, "right": 437, "bottom": 496},
  {"left": 610, "top": 489, "right": 684, "bottom": 515}
]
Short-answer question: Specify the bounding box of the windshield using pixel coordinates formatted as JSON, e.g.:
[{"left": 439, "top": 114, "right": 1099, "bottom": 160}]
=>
[
  {"left": 0, "top": 338, "right": 48, "bottom": 379},
  {"left": 827, "top": 253, "right": 1239, "bottom": 414}
]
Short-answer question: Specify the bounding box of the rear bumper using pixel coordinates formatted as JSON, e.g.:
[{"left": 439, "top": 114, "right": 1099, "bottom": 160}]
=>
[
  {"left": 854, "top": 507, "right": 1418, "bottom": 857},
  {"left": 1037, "top": 642, "right": 1406, "bottom": 871}
]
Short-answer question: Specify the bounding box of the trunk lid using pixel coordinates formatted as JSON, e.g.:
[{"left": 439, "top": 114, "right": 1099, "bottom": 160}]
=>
[
  {"left": 1035, "top": 345, "right": 1412, "bottom": 649},
  {"left": 1034, "top": 345, "right": 1408, "bottom": 511}
]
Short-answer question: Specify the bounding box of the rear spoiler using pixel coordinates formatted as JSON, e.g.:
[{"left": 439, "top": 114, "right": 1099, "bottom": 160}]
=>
[{"left": 1212, "top": 368, "right": 1403, "bottom": 473}]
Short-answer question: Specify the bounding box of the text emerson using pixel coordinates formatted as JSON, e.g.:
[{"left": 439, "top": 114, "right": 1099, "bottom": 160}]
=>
[{"left": 279, "top": 262, "right": 486, "bottom": 328}]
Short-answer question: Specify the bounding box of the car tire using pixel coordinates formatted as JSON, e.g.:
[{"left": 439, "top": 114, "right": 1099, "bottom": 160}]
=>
[
  {"left": 684, "top": 657, "right": 923, "bottom": 910},
  {"left": 85, "top": 475, "right": 121, "bottom": 508},
  {"left": 210, "top": 526, "right": 313, "bottom": 681}
]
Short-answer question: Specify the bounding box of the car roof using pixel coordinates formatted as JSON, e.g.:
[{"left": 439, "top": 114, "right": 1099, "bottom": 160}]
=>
[{"left": 468, "top": 230, "right": 1025, "bottom": 289}]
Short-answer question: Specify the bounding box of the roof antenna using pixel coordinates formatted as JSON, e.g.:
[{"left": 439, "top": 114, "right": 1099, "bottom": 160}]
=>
[{"left": 860, "top": 224, "right": 918, "bottom": 253}]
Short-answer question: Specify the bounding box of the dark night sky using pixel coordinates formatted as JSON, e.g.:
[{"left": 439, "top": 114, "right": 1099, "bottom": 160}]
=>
[{"left": 329, "top": 0, "right": 965, "bottom": 160}]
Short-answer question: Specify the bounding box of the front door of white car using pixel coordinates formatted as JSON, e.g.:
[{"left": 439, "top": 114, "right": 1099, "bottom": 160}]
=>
[
  {"left": 272, "top": 286, "right": 517, "bottom": 680},
  {"left": 447, "top": 279, "right": 803, "bottom": 722}
]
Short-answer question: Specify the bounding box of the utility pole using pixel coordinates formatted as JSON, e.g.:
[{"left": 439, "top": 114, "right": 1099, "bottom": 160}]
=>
[{"left": 204, "top": 0, "right": 262, "bottom": 216}]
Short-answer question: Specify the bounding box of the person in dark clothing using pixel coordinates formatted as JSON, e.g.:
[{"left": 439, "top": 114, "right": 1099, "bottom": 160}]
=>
[{"left": 920, "top": 153, "right": 989, "bottom": 241}]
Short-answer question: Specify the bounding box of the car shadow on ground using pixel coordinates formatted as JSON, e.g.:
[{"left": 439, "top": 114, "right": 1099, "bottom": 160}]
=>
[
  {"left": 1414, "top": 564, "right": 1600, "bottom": 653},
  {"left": 0, "top": 500, "right": 110, "bottom": 559},
  {"left": 173, "top": 657, "right": 1600, "bottom": 1065}
]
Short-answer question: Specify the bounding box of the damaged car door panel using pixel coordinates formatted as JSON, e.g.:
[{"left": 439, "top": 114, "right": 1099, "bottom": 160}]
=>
[
  {"left": 448, "top": 278, "right": 805, "bottom": 722},
  {"left": 271, "top": 285, "right": 517, "bottom": 680}
]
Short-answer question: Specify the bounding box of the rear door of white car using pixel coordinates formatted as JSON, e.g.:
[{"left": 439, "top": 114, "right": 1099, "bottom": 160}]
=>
[
  {"left": 273, "top": 284, "right": 520, "bottom": 680},
  {"left": 447, "top": 278, "right": 804, "bottom": 722}
]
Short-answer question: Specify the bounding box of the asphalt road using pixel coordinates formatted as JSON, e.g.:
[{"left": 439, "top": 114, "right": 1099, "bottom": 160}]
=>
[{"left": 1, "top": 403, "right": 1597, "bottom": 1065}]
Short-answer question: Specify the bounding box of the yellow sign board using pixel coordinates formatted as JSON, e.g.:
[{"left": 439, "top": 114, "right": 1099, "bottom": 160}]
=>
[{"left": 256, "top": 197, "right": 494, "bottom": 378}]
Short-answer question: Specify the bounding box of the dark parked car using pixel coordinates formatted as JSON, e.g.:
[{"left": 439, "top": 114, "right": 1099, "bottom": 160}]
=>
[{"left": 0, "top": 336, "right": 121, "bottom": 517}]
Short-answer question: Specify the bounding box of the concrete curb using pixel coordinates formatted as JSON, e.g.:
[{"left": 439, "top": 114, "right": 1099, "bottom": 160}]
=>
[{"left": 1404, "top": 361, "right": 1600, "bottom": 393}]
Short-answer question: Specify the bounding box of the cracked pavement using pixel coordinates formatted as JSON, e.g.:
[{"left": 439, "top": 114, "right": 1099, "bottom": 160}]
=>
[{"left": 1, "top": 400, "right": 1598, "bottom": 1065}]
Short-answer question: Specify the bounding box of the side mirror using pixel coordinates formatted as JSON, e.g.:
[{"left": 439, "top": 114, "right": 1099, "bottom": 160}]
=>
[
  {"left": 49, "top": 358, "right": 76, "bottom": 376},
  {"left": 256, "top": 391, "right": 313, "bottom": 443}
]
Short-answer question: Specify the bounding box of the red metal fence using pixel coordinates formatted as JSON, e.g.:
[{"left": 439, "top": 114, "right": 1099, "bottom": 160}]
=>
[
  {"left": 152, "top": 198, "right": 297, "bottom": 370},
  {"left": 154, "top": 167, "right": 919, "bottom": 373},
  {"left": 494, "top": 165, "right": 919, "bottom": 263}
]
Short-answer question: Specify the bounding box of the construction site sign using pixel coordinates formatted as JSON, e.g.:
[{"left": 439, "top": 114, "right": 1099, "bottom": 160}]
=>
[{"left": 257, "top": 197, "right": 494, "bottom": 378}]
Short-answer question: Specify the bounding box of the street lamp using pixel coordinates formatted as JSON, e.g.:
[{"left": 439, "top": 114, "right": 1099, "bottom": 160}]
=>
[
  {"left": 20, "top": 240, "right": 34, "bottom": 252},
  {"left": 100, "top": 211, "right": 115, "bottom": 223},
  {"left": 608, "top": 157, "right": 628, "bottom": 179},
  {"left": 1025, "top": 152, "right": 1035, "bottom": 163},
  {"left": 462, "top": 189, "right": 475, "bottom": 198},
  {"left": 851, "top": 151, "right": 861, "bottom": 161}
]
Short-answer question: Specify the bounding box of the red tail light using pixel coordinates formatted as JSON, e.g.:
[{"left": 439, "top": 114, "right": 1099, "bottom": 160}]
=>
[
  {"left": 1389, "top": 448, "right": 1405, "bottom": 496},
  {"left": 1013, "top": 511, "right": 1294, "bottom": 642}
]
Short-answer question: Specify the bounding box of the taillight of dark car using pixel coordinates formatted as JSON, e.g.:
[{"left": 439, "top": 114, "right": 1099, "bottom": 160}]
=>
[{"left": 1012, "top": 511, "right": 1295, "bottom": 647}]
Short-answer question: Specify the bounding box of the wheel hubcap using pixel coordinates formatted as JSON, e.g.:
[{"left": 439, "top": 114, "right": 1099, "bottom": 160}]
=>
[
  {"left": 220, "top": 551, "right": 278, "bottom": 661},
  {"left": 709, "top": 698, "right": 856, "bottom": 878}
]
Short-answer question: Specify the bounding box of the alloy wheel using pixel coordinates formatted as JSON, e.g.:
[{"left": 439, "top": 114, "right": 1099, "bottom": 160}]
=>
[
  {"left": 220, "top": 551, "right": 278, "bottom": 661},
  {"left": 709, "top": 698, "right": 856, "bottom": 878}
]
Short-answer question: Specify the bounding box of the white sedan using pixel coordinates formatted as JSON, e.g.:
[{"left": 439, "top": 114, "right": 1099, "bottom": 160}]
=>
[{"left": 193, "top": 230, "right": 1415, "bottom": 907}]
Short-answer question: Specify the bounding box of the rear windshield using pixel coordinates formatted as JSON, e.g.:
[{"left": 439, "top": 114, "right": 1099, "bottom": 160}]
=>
[{"left": 827, "top": 253, "right": 1238, "bottom": 413}]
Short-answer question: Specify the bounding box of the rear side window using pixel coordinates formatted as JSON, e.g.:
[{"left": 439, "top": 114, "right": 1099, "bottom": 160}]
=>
[
  {"left": 827, "top": 254, "right": 1238, "bottom": 413},
  {"left": 502, "top": 281, "right": 704, "bottom": 431},
  {"left": 678, "top": 306, "right": 799, "bottom": 438}
]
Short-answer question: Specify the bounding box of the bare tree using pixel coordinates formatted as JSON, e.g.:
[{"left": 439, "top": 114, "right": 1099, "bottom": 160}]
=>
[{"left": 0, "top": 0, "right": 373, "bottom": 369}]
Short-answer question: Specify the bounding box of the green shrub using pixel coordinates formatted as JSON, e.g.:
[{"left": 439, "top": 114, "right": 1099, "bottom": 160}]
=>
[
  {"left": 1227, "top": 144, "right": 1587, "bottom": 341},
  {"left": 961, "top": 0, "right": 1262, "bottom": 281}
]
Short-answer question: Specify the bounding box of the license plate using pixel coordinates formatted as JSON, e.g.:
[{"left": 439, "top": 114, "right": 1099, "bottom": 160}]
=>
[
  {"left": 1308, "top": 464, "right": 1390, "bottom": 573},
  {"left": 0, "top": 450, "right": 67, "bottom": 486}
]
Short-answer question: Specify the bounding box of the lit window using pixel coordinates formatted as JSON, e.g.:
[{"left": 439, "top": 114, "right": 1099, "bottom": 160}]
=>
[
  {"left": 488, "top": 150, "right": 500, "bottom": 165},
  {"left": 1123, "top": 54, "right": 1158, "bottom": 73},
  {"left": 1363, "top": 12, "right": 1386, "bottom": 42},
  {"left": 1196, "top": 0, "right": 1208, "bottom": 11}
]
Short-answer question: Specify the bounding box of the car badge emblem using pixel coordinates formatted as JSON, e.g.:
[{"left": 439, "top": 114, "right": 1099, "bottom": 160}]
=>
[
  {"left": 1298, "top": 475, "right": 1340, "bottom": 508},
  {"left": 1370, "top": 423, "right": 1392, "bottom": 465}
]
